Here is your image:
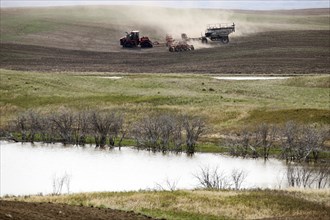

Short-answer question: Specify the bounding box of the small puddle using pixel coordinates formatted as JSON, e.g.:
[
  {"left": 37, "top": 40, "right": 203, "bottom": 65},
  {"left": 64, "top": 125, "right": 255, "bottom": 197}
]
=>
[
  {"left": 213, "top": 76, "right": 290, "bottom": 81},
  {"left": 97, "top": 76, "right": 123, "bottom": 79}
]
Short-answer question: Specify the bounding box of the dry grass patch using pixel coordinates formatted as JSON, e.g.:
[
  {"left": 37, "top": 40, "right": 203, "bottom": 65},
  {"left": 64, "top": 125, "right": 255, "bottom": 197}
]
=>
[{"left": 6, "top": 189, "right": 329, "bottom": 220}]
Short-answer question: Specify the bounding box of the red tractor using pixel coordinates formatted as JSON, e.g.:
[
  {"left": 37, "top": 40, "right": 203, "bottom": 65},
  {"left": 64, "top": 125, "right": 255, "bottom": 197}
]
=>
[{"left": 120, "top": 31, "right": 153, "bottom": 48}]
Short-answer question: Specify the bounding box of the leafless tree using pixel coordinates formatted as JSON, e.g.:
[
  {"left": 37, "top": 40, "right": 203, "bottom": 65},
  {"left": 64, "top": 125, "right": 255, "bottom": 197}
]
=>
[
  {"left": 280, "top": 123, "right": 329, "bottom": 163},
  {"left": 108, "top": 113, "right": 124, "bottom": 147},
  {"left": 25, "top": 110, "right": 43, "bottom": 143},
  {"left": 281, "top": 121, "right": 300, "bottom": 162},
  {"left": 14, "top": 112, "right": 28, "bottom": 141},
  {"left": 132, "top": 115, "right": 161, "bottom": 151},
  {"left": 172, "top": 117, "right": 184, "bottom": 152},
  {"left": 286, "top": 164, "right": 301, "bottom": 187},
  {"left": 300, "top": 166, "right": 316, "bottom": 188},
  {"left": 12, "top": 110, "right": 42, "bottom": 142},
  {"left": 299, "top": 125, "right": 328, "bottom": 162},
  {"left": 241, "top": 128, "right": 253, "bottom": 158},
  {"left": 90, "top": 111, "right": 122, "bottom": 148},
  {"left": 285, "top": 164, "right": 329, "bottom": 188},
  {"left": 51, "top": 109, "right": 75, "bottom": 145},
  {"left": 231, "top": 169, "right": 248, "bottom": 190},
  {"left": 315, "top": 164, "right": 330, "bottom": 189},
  {"left": 194, "top": 166, "right": 230, "bottom": 190},
  {"left": 158, "top": 114, "right": 175, "bottom": 152},
  {"left": 52, "top": 173, "right": 71, "bottom": 195},
  {"left": 226, "top": 128, "right": 254, "bottom": 158},
  {"left": 183, "top": 115, "right": 205, "bottom": 154},
  {"left": 254, "top": 123, "right": 277, "bottom": 160},
  {"left": 75, "top": 111, "right": 90, "bottom": 146},
  {"left": 155, "top": 177, "right": 180, "bottom": 191}
]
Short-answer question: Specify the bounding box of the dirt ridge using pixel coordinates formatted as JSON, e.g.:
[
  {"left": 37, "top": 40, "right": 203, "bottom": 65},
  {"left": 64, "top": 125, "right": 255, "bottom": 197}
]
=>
[{"left": 0, "top": 200, "right": 158, "bottom": 220}]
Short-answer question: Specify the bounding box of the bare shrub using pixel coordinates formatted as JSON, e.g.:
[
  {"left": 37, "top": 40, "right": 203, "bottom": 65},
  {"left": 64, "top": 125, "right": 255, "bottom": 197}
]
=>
[
  {"left": 75, "top": 111, "right": 90, "bottom": 146},
  {"left": 280, "top": 122, "right": 328, "bottom": 163},
  {"left": 52, "top": 173, "right": 71, "bottom": 195},
  {"left": 226, "top": 128, "right": 254, "bottom": 158},
  {"left": 132, "top": 115, "right": 161, "bottom": 151},
  {"left": 90, "top": 111, "right": 123, "bottom": 148},
  {"left": 299, "top": 125, "right": 328, "bottom": 162},
  {"left": 172, "top": 116, "right": 184, "bottom": 152},
  {"left": 155, "top": 177, "right": 180, "bottom": 191},
  {"left": 131, "top": 113, "right": 204, "bottom": 154},
  {"left": 12, "top": 110, "right": 43, "bottom": 142},
  {"left": 194, "top": 166, "right": 230, "bottom": 190},
  {"left": 14, "top": 112, "right": 28, "bottom": 141},
  {"left": 253, "top": 123, "right": 277, "bottom": 160},
  {"left": 226, "top": 122, "right": 328, "bottom": 163},
  {"left": 281, "top": 121, "right": 301, "bottom": 162},
  {"left": 286, "top": 164, "right": 301, "bottom": 187},
  {"left": 26, "top": 110, "right": 43, "bottom": 143},
  {"left": 286, "top": 164, "right": 329, "bottom": 189},
  {"left": 183, "top": 115, "right": 205, "bottom": 154},
  {"left": 159, "top": 114, "right": 175, "bottom": 152},
  {"left": 315, "top": 164, "right": 330, "bottom": 189},
  {"left": 51, "top": 109, "right": 75, "bottom": 145},
  {"left": 231, "top": 169, "right": 248, "bottom": 190}
]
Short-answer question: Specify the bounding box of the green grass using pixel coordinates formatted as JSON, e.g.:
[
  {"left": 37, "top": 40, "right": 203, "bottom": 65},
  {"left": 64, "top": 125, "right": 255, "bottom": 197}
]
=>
[
  {"left": 1, "top": 70, "right": 329, "bottom": 132},
  {"left": 7, "top": 189, "right": 330, "bottom": 220}
]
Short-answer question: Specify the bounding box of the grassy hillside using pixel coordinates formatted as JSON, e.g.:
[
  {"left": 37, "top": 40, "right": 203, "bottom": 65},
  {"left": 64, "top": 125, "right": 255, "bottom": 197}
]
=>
[
  {"left": 8, "top": 189, "right": 330, "bottom": 220},
  {"left": 1, "top": 70, "right": 329, "bottom": 132}
]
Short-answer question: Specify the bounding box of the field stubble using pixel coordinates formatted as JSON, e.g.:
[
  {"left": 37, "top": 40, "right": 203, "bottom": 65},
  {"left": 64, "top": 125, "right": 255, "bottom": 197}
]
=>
[{"left": 4, "top": 189, "right": 330, "bottom": 220}]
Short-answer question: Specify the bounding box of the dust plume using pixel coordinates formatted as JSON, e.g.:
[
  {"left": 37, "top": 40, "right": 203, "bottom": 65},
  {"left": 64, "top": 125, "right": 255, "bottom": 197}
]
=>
[{"left": 3, "top": 5, "right": 326, "bottom": 52}]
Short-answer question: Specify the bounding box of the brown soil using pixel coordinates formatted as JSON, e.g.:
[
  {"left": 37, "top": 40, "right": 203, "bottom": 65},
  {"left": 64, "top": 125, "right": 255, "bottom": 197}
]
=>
[
  {"left": 0, "top": 200, "right": 158, "bottom": 220},
  {"left": 1, "top": 30, "right": 329, "bottom": 74}
]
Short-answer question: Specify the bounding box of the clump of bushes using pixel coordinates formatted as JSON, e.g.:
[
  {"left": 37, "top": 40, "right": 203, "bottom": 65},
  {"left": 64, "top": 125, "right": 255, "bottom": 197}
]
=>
[
  {"left": 9, "top": 108, "right": 125, "bottom": 148},
  {"left": 132, "top": 113, "right": 205, "bottom": 154},
  {"left": 8, "top": 109, "right": 206, "bottom": 154},
  {"left": 226, "top": 122, "right": 329, "bottom": 163}
]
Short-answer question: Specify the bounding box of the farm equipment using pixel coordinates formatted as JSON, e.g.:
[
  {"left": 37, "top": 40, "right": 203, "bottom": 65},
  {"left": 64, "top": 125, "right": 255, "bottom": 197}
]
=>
[
  {"left": 120, "top": 30, "right": 153, "bottom": 48},
  {"left": 168, "top": 41, "right": 194, "bottom": 52},
  {"left": 165, "top": 34, "right": 174, "bottom": 47},
  {"left": 182, "top": 23, "right": 235, "bottom": 44},
  {"left": 165, "top": 34, "right": 194, "bottom": 52}
]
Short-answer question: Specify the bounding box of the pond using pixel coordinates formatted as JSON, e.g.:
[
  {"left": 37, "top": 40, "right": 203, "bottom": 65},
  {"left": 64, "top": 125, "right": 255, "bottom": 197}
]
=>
[
  {"left": 0, "top": 141, "right": 289, "bottom": 196},
  {"left": 213, "top": 76, "right": 290, "bottom": 80}
]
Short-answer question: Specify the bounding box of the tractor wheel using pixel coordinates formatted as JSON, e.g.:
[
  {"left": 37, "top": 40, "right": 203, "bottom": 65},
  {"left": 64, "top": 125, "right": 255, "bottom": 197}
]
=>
[
  {"left": 141, "top": 41, "right": 153, "bottom": 48},
  {"left": 221, "top": 37, "right": 229, "bottom": 44},
  {"left": 169, "top": 47, "right": 174, "bottom": 52},
  {"left": 124, "top": 42, "right": 132, "bottom": 48},
  {"left": 201, "top": 37, "right": 208, "bottom": 44},
  {"left": 190, "top": 45, "right": 195, "bottom": 51}
]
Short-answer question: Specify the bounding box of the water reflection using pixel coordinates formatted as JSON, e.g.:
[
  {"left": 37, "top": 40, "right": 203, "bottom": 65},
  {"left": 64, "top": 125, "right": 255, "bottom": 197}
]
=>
[{"left": 1, "top": 141, "right": 288, "bottom": 196}]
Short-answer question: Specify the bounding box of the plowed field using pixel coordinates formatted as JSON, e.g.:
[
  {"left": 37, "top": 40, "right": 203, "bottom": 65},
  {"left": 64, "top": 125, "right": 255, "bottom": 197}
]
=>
[
  {"left": 1, "top": 30, "right": 329, "bottom": 74},
  {"left": 0, "top": 200, "right": 157, "bottom": 220}
]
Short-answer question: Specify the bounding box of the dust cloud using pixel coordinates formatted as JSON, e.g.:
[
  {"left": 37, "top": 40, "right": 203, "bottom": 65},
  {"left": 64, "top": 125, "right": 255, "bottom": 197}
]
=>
[
  {"left": 99, "top": 6, "right": 274, "bottom": 46},
  {"left": 2, "top": 5, "right": 309, "bottom": 52}
]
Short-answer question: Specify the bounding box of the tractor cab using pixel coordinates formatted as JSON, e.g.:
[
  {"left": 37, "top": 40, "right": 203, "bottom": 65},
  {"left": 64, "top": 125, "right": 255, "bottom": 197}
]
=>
[
  {"left": 128, "top": 31, "right": 139, "bottom": 41},
  {"left": 120, "top": 30, "right": 140, "bottom": 47}
]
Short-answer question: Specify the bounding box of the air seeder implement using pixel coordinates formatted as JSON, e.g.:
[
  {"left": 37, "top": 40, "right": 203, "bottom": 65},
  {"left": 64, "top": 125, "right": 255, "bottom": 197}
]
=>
[{"left": 182, "top": 23, "right": 235, "bottom": 44}]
